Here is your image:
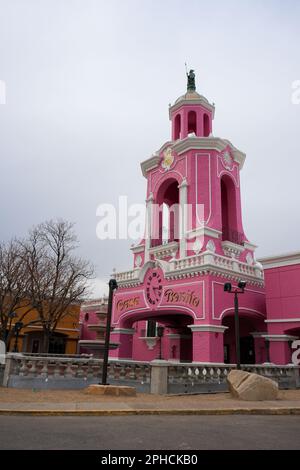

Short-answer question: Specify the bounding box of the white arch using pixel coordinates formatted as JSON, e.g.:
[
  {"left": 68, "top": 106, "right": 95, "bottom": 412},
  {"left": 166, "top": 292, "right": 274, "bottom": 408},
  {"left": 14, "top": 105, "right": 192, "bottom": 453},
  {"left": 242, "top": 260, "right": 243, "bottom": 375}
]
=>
[
  {"left": 220, "top": 307, "right": 266, "bottom": 322},
  {"left": 138, "top": 259, "right": 170, "bottom": 283}
]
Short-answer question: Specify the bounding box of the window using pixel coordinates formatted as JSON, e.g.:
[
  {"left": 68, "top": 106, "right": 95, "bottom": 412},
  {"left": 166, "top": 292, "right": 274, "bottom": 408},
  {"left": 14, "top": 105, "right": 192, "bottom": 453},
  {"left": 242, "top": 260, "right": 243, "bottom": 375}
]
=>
[
  {"left": 146, "top": 320, "right": 157, "bottom": 337},
  {"left": 188, "top": 110, "right": 197, "bottom": 135},
  {"left": 152, "top": 178, "right": 180, "bottom": 247},
  {"left": 174, "top": 114, "right": 181, "bottom": 140},
  {"left": 203, "top": 113, "right": 210, "bottom": 137},
  {"left": 49, "top": 335, "right": 66, "bottom": 354},
  {"left": 221, "top": 175, "right": 243, "bottom": 245}
]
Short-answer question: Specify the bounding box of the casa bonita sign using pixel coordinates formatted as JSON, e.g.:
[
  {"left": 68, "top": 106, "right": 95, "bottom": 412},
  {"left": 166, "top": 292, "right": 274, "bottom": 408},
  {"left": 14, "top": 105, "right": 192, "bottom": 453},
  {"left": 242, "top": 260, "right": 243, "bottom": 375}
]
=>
[{"left": 114, "top": 287, "right": 201, "bottom": 315}]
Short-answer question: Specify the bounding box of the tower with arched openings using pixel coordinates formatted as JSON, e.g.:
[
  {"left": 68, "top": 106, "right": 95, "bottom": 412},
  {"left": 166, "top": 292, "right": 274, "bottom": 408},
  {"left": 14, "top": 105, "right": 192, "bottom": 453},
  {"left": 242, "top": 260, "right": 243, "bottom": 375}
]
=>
[{"left": 110, "top": 71, "right": 265, "bottom": 365}]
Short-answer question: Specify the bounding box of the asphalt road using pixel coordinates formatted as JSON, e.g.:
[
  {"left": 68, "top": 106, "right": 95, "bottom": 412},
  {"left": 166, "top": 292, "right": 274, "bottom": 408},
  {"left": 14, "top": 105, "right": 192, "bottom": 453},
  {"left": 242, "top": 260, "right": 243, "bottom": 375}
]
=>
[{"left": 0, "top": 415, "right": 299, "bottom": 450}]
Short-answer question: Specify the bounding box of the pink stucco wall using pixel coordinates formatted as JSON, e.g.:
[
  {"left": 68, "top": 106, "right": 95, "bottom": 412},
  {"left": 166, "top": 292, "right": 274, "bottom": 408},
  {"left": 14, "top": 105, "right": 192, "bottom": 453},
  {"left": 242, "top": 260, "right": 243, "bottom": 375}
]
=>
[{"left": 264, "top": 261, "right": 300, "bottom": 364}]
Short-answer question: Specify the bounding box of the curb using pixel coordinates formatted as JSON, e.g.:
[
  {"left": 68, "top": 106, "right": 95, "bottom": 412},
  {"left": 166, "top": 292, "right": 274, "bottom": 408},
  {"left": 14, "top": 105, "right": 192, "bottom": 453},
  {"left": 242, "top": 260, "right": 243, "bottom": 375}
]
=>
[{"left": 1, "top": 407, "right": 300, "bottom": 416}]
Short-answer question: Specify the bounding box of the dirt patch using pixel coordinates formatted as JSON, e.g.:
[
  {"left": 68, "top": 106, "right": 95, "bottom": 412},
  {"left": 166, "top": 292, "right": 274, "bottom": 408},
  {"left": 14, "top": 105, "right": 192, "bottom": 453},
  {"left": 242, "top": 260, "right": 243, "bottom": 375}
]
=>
[{"left": 0, "top": 387, "right": 299, "bottom": 404}]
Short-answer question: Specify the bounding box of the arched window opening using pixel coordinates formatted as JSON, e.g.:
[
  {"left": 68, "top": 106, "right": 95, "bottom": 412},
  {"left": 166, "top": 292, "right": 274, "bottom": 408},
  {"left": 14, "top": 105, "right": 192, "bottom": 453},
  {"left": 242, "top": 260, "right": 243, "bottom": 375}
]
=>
[
  {"left": 221, "top": 175, "right": 243, "bottom": 245},
  {"left": 187, "top": 110, "right": 197, "bottom": 135},
  {"left": 152, "top": 179, "right": 180, "bottom": 247},
  {"left": 174, "top": 114, "right": 181, "bottom": 140},
  {"left": 162, "top": 203, "right": 169, "bottom": 245},
  {"left": 203, "top": 113, "right": 210, "bottom": 137}
]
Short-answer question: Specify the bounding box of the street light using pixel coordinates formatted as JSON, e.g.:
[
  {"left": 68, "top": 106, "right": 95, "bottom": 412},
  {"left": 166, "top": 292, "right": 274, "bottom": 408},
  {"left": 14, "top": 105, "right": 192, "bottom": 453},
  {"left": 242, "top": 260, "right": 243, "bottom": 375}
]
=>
[
  {"left": 101, "top": 278, "right": 118, "bottom": 386},
  {"left": 224, "top": 281, "right": 246, "bottom": 370},
  {"left": 6, "top": 311, "right": 17, "bottom": 350},
  {"left": 157, "top": 325, "right": 164, "bottom": 360},
  {"left": 13, "top": 321, "right": 24, "bottom": 353}
]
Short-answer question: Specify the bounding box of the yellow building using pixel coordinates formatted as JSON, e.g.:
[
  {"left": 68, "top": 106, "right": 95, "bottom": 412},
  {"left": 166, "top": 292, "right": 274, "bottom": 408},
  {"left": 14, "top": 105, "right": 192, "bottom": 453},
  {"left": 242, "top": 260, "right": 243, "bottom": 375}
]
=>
[{"left": 7, "top": 302, "right": 81, "bottom": 355}]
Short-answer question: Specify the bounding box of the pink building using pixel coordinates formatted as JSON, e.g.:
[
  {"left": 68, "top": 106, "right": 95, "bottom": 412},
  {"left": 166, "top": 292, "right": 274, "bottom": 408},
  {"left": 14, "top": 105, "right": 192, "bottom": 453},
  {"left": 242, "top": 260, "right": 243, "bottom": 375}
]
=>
[
  {"left": 260, "top": 253, "right": 300, "bottom": 365},
  {"left": 78, "top": 298, "right": 118, "bottom": 357},
  {"left": 78, "top": 73, "right": 299, "bottom": 366},
  {"left": 109, "top": 72, "right": 268, "bottom": 365}
]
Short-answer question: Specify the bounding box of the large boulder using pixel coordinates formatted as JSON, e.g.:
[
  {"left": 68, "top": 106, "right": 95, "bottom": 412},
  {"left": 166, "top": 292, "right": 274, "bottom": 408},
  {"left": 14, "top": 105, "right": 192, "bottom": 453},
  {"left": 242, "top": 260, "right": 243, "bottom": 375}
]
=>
[{"left": 227, "top": 369, "right": 279, "bottom": 401}]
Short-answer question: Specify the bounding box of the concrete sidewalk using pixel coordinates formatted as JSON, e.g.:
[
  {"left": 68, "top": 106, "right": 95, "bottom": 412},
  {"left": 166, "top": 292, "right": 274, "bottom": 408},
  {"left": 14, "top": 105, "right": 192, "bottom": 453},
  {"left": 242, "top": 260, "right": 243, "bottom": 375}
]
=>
[{"left": 1, "top": 388, "right": 300, "bottom": 416}]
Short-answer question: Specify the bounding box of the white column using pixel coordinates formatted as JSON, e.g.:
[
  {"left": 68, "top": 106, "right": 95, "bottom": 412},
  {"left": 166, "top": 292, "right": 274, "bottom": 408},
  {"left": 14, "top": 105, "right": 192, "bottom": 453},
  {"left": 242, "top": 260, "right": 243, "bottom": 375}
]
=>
[
  {"left": 144, "top": 192, "right": 154, "bottom": 262},
  {"left": 178, "top": 178, "right": 188, "bottom": 259}
]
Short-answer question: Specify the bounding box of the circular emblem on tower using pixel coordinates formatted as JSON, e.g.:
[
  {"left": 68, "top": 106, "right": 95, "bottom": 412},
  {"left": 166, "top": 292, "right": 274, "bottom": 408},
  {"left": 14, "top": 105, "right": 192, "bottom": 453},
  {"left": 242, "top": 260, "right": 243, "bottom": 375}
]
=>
[
  {"left": 161, "top": 147, "right": 174, "bottom": 171},
  {"left": 222, "top": 149, "right": 234, "bottom": 170}
]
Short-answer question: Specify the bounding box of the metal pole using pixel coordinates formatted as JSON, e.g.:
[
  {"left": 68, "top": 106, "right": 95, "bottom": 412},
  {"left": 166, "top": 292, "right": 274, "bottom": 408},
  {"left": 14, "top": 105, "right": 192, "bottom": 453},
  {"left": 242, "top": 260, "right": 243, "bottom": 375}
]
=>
[
  {"left": 101, "top": 278, "right": 118, "bottom": 385},
  {"left": 265, "top": 338, "right": 270, "bottom": 363},
  {"left": 13, "top": 331, "right": 19, "bottom": 353},
  {"left": 159, "top": 336, "right": 162, "bottom": 360},
  {"left": 234, "top": 292, "right": 241, "bottom": 370}
]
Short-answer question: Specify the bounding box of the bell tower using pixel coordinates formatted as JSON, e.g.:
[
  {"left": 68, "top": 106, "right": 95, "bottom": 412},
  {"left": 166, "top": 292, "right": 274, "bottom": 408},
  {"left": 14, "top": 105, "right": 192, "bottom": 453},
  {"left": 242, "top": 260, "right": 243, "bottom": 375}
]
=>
[
  {"left": 170, "top": 69, "right": 214, "bottom": 140},
  {"left": 111, "top": 71, "right": 266, "bottom": 365}
]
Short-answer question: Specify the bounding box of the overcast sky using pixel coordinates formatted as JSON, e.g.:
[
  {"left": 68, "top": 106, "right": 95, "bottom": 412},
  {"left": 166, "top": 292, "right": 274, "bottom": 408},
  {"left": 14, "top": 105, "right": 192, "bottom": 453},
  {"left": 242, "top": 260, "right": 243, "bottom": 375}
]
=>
[{"left": 0, "top": 0, "right": 299, "bottom": 297}]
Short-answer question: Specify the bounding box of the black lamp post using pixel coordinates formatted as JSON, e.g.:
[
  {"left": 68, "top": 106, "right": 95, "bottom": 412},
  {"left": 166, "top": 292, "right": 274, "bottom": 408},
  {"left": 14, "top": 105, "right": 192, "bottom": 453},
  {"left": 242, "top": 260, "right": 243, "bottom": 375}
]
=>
[
  {"left": 6, "top": 311, "right": 17, "bottom": 350},
  {"left": 13, "top": 321, "right": 24, "bottom": 353},
  {"left": 157, "top": 325, "right": 164, "bottom": 360},
  {"left": 101, "top": 278, "right": 118, "bottom": 385},
  {"left": 224, "top": 281, "right": 246, "bottom": 370}
]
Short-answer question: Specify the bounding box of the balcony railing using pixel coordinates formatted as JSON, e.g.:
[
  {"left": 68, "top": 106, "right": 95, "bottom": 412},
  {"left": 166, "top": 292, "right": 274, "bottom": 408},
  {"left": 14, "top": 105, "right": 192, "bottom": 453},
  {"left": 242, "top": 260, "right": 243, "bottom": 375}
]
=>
[{"left": 150, "top": 228, "right": 179, "bottom": 248}]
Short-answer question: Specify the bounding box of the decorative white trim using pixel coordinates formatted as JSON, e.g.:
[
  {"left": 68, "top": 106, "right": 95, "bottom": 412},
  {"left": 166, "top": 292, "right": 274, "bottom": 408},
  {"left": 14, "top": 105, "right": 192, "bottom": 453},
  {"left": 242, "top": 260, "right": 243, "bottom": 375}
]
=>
[
  {"left": 186, "top": 226, "right": 222, "bottom": 240},
  {"left": 111, "top": 328, "right": 136, "bottom": 335},
  {"left": 243, "top": 241, "right": 257, "bottom": 252},
  {"left": 206, "top": 240, "right": 216, "bottom": 253},
  {"left": 172, "top": 137, "right": 246, "bottom": 169},
  {"left": 130, "top": 244, "right": 145, "bottom": 254},
  {"left": 246, "top": 252, "right": 254, "bottom": 265},
  {"left": 195, "top": 153, "right": 212, "bottom": 226},
  {"left": 135, "top": 255, "right": 142, "bottom": 268},
  {"left": 265, "top": 318, "right": 300, "bottom": 323},
  {"left": 188, "top": 324, "right": 228, "bottom": 333},
  {"left": 259, "top": 252, "right": 300, "bottom": 269},
  {"left": 169, "top": 95, "right": 215, "bottom": 118},
  {"left": 141, "top": 154, "right": 161, "bottom": 178},
  {"left": 179, "top": 177, "right": 188, "bottom": 258},
  {"left": 263, "top": 334, "right": 298, "bottom": 342},
  {"left": 115, "top": 250, "right": 265, "bottom": 289},
  {"left": 139, "top": 337, "right": 158, "bottom": 350},
  {"left": 149, "top": 241, "right": 179, "bottom": 260},
  {"left": 221, "top": 240, "right": 245, "bottom": 259},
  {"left": 144, "top": 192, "right": 154, "bottom": 263},
  {"left": 250, "top": 331, "right": 268, "bottom": 338}
]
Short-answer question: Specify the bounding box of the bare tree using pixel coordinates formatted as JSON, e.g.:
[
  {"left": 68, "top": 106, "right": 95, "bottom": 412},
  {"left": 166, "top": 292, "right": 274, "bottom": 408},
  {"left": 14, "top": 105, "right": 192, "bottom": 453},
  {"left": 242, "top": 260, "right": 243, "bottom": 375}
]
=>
[
  {"left": 20, "top": 219, "right": 94, "bottom": 352},
  {"left": 0, "top": 240, "right": 31, "bottom": 346}
]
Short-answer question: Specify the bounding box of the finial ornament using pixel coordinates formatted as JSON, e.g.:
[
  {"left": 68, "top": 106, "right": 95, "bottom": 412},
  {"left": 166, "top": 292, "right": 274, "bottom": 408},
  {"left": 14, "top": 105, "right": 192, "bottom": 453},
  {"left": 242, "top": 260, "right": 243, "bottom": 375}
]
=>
[{"left": 186, "top": 69, "right": 196, "bottom": 92}]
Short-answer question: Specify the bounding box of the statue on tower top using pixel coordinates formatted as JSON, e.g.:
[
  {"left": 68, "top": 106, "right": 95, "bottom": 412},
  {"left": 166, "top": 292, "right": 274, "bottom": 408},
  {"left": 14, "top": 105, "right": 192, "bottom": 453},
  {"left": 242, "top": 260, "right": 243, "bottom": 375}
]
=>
[{"left": 186, "top": 69, "right": 196, "bottom": 92}]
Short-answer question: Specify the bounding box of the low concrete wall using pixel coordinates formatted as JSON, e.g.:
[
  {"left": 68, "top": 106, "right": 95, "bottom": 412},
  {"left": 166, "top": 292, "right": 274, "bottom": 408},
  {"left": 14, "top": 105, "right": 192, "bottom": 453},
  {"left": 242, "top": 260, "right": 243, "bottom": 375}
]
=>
[
  {"left": 0, "top": 365, "right": 4, "bottom": 387},
  {"left": 2, "top": 353, "right": 151, "bottom": 392},
  {"left": 2, "top": 354, "right": 299, "bottom": 394},
  {"left": 6, "top": 376, "right": 150, "bottom": 392},
  {"left": 166, "top": 363, "right": 300, "bottom": 395}
]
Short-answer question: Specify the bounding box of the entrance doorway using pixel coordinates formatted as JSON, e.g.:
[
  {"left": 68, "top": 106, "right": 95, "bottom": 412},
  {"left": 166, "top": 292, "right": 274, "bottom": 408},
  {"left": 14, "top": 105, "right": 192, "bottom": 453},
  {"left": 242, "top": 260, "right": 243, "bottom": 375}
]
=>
[{"left": 240, "top": 336, "right": 255, "bottom": 364}]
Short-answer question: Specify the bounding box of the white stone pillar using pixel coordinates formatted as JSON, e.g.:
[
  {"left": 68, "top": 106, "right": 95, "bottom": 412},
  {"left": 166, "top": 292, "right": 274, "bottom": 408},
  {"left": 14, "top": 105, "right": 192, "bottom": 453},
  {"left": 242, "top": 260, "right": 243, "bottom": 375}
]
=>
[
  {"left": 178, "top": 178, "right": 188, "bottom": 259},
  {"left": 144, "top": 192, "right": 154, "bottom": 262}
]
